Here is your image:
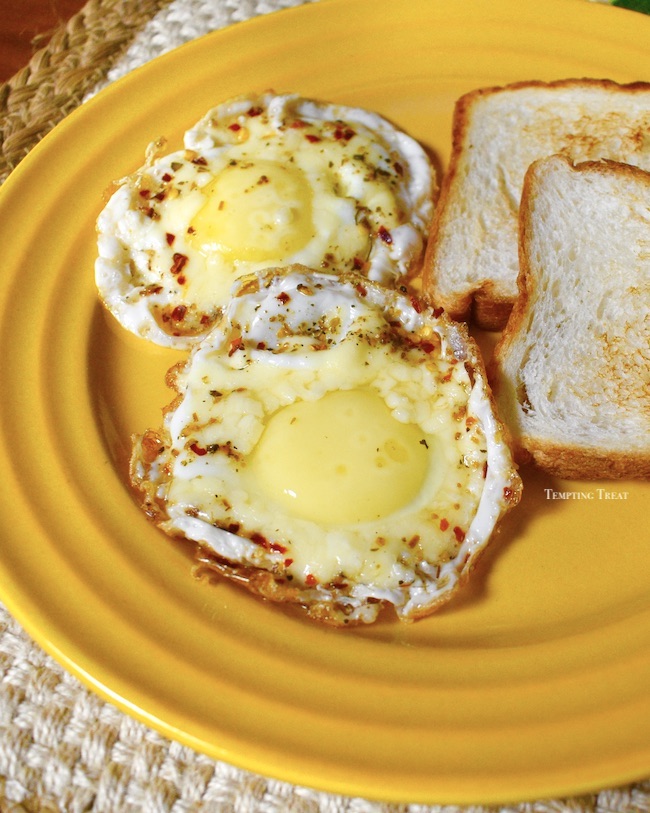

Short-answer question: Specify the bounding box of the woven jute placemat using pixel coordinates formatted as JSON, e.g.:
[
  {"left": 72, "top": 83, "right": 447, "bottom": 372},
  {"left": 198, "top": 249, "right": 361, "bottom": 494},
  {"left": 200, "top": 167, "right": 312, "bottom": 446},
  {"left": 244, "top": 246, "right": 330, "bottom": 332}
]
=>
[
  {"left": 0, "top": 0, "right": 173, "bottom": 183},
  {"left": 1, "top": 0, "right": 650, "bottom": 810}
]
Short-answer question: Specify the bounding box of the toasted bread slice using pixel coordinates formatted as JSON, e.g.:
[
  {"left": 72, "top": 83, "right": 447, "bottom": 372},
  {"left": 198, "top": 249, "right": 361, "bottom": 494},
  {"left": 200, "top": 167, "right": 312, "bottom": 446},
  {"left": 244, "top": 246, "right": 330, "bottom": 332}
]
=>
[
  {"left": 423, "top": 79, "right": 650, "bottom": 329},
  {"left": 490, "top": 155, "right": 650, "bottom": 480}
]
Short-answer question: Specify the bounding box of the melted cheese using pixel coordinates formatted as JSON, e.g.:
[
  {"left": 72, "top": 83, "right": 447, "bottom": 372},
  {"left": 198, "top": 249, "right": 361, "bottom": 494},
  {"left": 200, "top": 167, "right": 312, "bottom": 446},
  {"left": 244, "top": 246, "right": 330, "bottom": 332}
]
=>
[
  {"left": 247, "top": 388, "right": 434, "bottom": 525},
  {"left": 188, "top": 160, "right": 315, "bottom": 262}
]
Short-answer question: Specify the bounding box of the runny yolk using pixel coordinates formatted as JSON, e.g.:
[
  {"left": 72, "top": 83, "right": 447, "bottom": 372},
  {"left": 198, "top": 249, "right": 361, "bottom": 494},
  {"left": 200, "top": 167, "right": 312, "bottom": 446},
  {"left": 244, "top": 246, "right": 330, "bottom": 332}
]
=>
[
  {"left": 248, "top": 389, "right": 432, "bottom": 525},
  {"left": 188, "top": 160, "right": 314, "bottom": 262}
]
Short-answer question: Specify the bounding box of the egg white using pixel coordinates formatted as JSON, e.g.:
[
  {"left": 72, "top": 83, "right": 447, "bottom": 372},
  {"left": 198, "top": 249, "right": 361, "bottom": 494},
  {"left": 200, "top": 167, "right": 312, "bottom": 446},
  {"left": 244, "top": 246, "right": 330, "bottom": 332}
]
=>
[{"left": 95, "top": 92, "right": 436, "bottom": 348}]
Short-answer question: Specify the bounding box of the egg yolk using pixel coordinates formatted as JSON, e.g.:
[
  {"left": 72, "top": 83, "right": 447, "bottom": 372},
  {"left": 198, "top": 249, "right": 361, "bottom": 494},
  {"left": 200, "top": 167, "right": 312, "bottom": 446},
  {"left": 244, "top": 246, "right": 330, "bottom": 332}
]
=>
[
  {"left": 188, "top": 160, "right": 314, "bottom": 262},
  {"left": 248, "top": 389, "right": 432, "bottom": 525}
]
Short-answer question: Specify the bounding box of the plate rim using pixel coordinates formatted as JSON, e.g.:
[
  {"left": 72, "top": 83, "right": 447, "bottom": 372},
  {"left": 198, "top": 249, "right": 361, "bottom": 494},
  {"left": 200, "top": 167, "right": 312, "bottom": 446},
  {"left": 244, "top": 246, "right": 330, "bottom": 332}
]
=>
[{"left": 1, "top": 0, "right": 650, "bottom": 805}]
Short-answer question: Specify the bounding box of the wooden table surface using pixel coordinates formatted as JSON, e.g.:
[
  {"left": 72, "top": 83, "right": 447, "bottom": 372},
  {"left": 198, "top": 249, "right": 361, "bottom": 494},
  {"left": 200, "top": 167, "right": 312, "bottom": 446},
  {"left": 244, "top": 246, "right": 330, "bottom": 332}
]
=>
[{"left": 0, "top": 0, "right": 87, "bottom": 82}]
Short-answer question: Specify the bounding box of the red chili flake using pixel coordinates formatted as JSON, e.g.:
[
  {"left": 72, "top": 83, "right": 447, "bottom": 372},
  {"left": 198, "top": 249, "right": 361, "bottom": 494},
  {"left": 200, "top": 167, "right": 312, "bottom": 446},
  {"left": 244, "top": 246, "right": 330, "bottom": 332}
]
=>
[
  {"left": 190, "top": 442, "right": 207, "bottom": 456},
  {"left": 138, "top": 189, "right": 151, "bottom": 199},
  {"left": 250, "top": 533, "right": 287, "bottom": 554},
  {"left": 140, "top": 284, "right": 163, "bottom": 297},
  {"left": 355, "top": 283, "right": 367, "bottom": 297},
  {"left": 171, "top": 253, "right": 188, "bottom": 275},
  {"left": 247, "top": 106, "right": 263, "bottom": 117},
  {"left": 334, "top": 127, "right": 356, "bottom": 140},
  {"left": 439, "top": 518, "right": 449, "bottom": 532},
  {"left": 352, "top": 257, "right": 364, "bottom": 271},
  {"left": 399, "top": 334, "right": 419, "bottom": 352},
  {"left": 305, "top": 134, "right": 321, "bottom": 143},
  {"left": 276, "top": 291, "right": 291, "bottom": 304},
  {"left": 284, "top": 558, "right": 294, "bottom": 568},
  {"left": 191, "top": 156, "right": 208, "bottom": 166},
  {"left": 394, "top": 161, "right": 404, "bottom": 176},
  {"left": 228, "top": 122, "right": 242, "bottom": 132},
  {"left": 228, "top": 336, "right": 244, "bottom": 356},
  {"left": 410, "top": 295, "right": 423, "bottom": 313},
  {"left": 305, "top": 574, "right": 318, "bottom": 587},
  {"left": 227, "top": 523, "right": 241, "bottom": 534},
  {"left": 420, "top": 341, "right": 436, "bottom": 354},
  {"left": 453, "top": 526, "right": 466, "bottom": 543},
  {"left": 378, "top": 225, "right": 393, "bottom": 244},
  {"left": 432, "top": 306, "right": 445, "bottom": 318},
  {"left": 162, "top": 172, "right": 173, "bottom": 182},
  {"left": 256, "top": 341, "right": 266, "bottom": 350},
  {"left": 200, "top": 314, "right": 211, "bottom": 325},
  {"left": 504, "top": 487, "right": 515, "bottom": 500},
  {"left": 165, "top": 232, "right": 176, "bottom": 246},
  {"left": 171, "top": 305, "right": 187, "bottom": 321},
  {"left": 177, "top": 275, "right": 186, "bottom": 285},
  {"left": 290, "top": 119, "right": 307, "bottom": 128}
]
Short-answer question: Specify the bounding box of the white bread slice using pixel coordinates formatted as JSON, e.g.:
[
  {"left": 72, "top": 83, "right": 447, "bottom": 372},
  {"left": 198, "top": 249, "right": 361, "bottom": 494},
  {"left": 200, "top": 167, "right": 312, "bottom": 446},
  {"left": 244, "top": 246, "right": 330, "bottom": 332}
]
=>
[
  {"left": 423, "top": 79, "right": 650, "bottom": 329},
  {"left": 490, "top": 154, "right": 650, "bottom": 480}
]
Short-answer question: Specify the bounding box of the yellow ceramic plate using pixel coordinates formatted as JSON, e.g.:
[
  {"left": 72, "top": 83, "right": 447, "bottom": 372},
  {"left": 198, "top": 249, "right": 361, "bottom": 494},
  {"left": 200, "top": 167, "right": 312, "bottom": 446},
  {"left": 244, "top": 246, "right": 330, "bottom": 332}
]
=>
[{"left": 0, "top": 0, "right": 649, "bottom": 804}]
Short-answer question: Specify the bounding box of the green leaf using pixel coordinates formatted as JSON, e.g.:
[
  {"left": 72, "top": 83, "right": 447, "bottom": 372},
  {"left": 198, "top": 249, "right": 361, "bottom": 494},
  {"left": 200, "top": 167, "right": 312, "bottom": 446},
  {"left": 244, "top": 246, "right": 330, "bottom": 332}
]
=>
[{"left": 612, "top": 0, "right": 650, "bottom": 14}]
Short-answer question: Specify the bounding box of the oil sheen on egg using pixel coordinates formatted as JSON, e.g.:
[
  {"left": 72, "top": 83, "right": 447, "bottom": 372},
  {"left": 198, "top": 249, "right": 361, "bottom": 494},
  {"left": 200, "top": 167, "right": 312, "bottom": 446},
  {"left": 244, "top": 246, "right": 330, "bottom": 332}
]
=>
[
  {"left": 95, "top": 92, "right": 436, "bottom": 348},
  {"left": 130, "top": 267, "right": 522, "bottom": 626}
]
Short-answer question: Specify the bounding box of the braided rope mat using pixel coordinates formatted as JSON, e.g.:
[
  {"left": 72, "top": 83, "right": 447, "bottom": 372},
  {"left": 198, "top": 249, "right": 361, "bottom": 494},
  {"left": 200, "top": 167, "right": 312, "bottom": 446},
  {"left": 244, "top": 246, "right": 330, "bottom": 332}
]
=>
[
  {"left": 0, "top": 0, "right": 173, "bottom": 182},
  {"left": 1, "top": 0, "right": 650, "bottom": 810}
]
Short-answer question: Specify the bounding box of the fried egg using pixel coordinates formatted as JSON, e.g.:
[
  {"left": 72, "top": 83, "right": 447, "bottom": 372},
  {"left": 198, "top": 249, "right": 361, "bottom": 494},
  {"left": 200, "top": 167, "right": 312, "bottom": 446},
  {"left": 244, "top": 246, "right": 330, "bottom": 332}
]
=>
[
  {"left": 96, "top": 92, "right": 436, "bottom": 349},
  {"left": 130, "top": 266, "right": 521, "bottom": 625}
]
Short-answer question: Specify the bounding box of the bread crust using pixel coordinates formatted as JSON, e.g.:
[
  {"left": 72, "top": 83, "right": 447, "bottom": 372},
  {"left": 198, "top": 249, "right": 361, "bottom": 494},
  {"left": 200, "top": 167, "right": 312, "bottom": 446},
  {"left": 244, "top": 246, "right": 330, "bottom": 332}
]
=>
[
  {"left": 490, "top": 155, "right": 650, "bottom": 480},
  {"left": 423, "top": 77, "right": 650, "bottom": 330},
  {"left": 518, "top": 443, "right": 650, "bottom": 481}
]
